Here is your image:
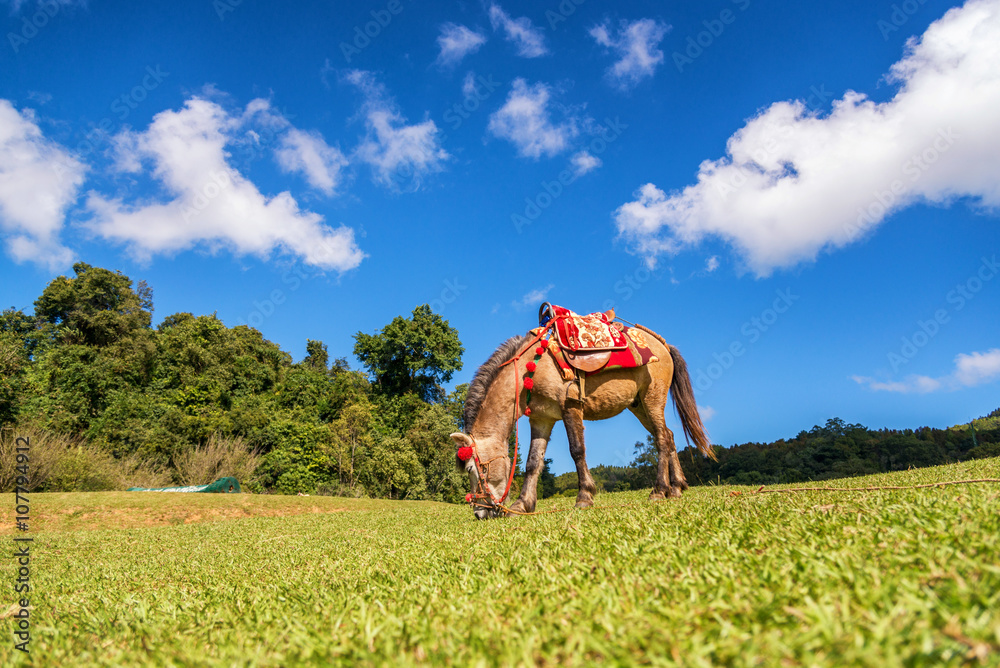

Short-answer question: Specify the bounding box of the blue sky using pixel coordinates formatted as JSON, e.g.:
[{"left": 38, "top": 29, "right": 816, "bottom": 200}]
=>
[{"left": 2, "top": 0, "right": 998, "bottom": 474}]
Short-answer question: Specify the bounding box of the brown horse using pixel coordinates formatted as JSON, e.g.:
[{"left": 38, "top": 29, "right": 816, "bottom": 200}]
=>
[{"left": 451, "top": 323, "right": 714, "bottom": 519}]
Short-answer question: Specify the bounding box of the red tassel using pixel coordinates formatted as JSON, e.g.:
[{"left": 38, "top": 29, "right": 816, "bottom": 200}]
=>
[
  {"left": 535, "top": 346, "right": 544, "bottom": 355},
  {"left": 526, "top": 361, "right": 536, "bottom": 372},
  {"left": 465, "top": 493, "right": 473, "bottom": 503},
  {"left": 540, "top": 339, "right": 550, "bottom": 349},
  {"left": 523, "top": 378, "right": 534, "bottom": 390},
  {"left": 524, "top": 407, "right": 532, "bottom": 416},
  {"left": 457, "top": 446, "right": 473, "bottom": 462}
]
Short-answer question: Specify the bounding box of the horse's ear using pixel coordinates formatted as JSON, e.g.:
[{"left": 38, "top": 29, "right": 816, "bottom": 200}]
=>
[{"left": 450, "top": 433, "right": 472, "bottom": 447}]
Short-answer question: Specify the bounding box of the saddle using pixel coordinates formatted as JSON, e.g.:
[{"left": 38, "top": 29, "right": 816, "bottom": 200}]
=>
[{"left": 537, "top": 303, "right": 658, "bottom": 376}]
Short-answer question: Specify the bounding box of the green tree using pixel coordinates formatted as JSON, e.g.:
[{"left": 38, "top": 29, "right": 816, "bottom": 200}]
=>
[
  {"left": 303, "top": 339, "right": 329, "bottom": 372},
  {"left": 405, "top": 403, "right": 465, "bottom": 502},
  {"left": 358, "top": 434, "right": 427, "bottom": 500},
  {"left": 34, "top": 263, "right": 152, "bottom": 346},
  {"left": 539, "top": 458, "right": 557, "bottom": 499},
  {"left": 353, "top": 304, "right": 463, "bottom": 402},
  {"left": 327, "top": 400, "right": 376, "bottom": 492}
]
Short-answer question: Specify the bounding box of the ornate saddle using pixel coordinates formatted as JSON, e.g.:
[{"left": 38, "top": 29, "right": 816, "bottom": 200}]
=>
[{"left": 537, "top": 303, "right": 658, "bottom": 375}]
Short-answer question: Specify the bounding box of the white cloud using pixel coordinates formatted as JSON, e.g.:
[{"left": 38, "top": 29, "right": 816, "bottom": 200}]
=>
[
  {"left": 0, "top": 99, "right": 86, "bottom": 270},
  {"left": 488, "top": 3, "right": 547, "bottom": 58},
  {"left": 570, "top": 150, "right": 602, "bottom": 176},
  {"left": 513, "top": 284, "right": 554, "bottom": 309},
  {"left": 488, "top": 79, "right": 579, "bottom": 159},
  {"left": 26, "top": 91, "right": 52, "bottom": 105},
  {"left": 699, "top": 405, "right": 716, "bottom": 421},
  {"left": 84, "top": 96, "right": 365, "bottom": 271},
  {"left": 853, "top": 348, "right": 1000, "bottom": 393},
  {"left": 274, "top": 128, "right": 349, "bottom": 196},
  {"left": 461, "top": 71, "right": 478, "bottom": 98},
  {"left": 953, "top": 348, "right": 1000, "bottom": 386},
  {"left": 346, "top": 70, "right": 449, "bottom": 190},
  {"left": 705, "top": 255, "right": 720, "bottom": 272},
  {"left": 3, "top": 0, "right": 83, "bottom": 12},
  {"left": 614, "top": 0, "right": 1000, "bottom": 276},
  {"left": 590, "top": 18, "right": 669, "bottom": 90},
  {"left": 436, "top": 23, "right": 487, "bottom": 67}
]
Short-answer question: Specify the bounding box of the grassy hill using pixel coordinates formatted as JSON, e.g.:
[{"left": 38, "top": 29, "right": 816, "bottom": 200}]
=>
[{"left": 2, "top": 458, "right": 999, "bottom": 666}]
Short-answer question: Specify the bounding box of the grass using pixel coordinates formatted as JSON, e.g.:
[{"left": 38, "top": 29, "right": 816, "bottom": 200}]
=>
[{"left": 1, "top": 459, "right": 999, "bottom": 666}]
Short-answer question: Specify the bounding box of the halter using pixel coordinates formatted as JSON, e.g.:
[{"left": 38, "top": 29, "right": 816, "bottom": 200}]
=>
[{"left": 464, "top": 435, "right": 516, "bottom": 513}]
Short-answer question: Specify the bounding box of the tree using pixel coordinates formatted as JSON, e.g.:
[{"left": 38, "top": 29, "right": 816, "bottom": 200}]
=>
[
  {"left": 328, "top": 400, "right": 375, "bottom": 492},
  {"left": 34, "top": 263, "right": 152, "bottom": 347},
  {"left": 405, "top": 403, "right": 465, "bottom": 502},
  {"left": 353, "top": 304, "right": 463, "bottom": 402},
  {"left": 303, "top": 339, "right": 329, "bottom": 372},
  {"left": 539, "top": 458, "right": 556, "bottom": 499},
  {"left": 358, "top": 434, "right": 427, "bottom": 500},
  {"left": 628, "top": 436, "right": 658, "bottom": 490}
]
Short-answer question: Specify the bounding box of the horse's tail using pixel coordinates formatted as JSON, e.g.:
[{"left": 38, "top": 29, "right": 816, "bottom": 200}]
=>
[{"left": 667, "top": 345, "right": 716, "bottom": 461}]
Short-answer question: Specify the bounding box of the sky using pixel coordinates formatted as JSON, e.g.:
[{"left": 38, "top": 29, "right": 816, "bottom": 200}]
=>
[{"left": 1, "top": 0, "right": 998, "bottom": 474}]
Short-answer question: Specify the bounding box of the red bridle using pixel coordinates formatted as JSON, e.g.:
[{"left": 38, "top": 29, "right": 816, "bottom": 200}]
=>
[{"left": 463, "top": 435, "right": 516, "bottom": 511}]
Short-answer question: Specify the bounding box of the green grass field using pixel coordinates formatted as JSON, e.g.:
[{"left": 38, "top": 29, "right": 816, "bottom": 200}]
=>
[{"left": 2, "top": 458, "right": 999, "bottom": 667}]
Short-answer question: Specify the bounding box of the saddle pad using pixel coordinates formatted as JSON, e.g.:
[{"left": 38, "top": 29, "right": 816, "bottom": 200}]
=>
[
  {"left": 539, "top": 326, "right": 659, "bottom": 377},
  {"left": 551, "top": 305, "right": 628, "bottom": 352}
]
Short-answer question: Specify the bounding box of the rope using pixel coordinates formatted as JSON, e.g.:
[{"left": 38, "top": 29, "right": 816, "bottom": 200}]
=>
[
  {"left": 475, "top": 498, "right": 658, "bottom": 517},
  {"left": 736, "top": 478, "right": 1000, "bottom": 496}
]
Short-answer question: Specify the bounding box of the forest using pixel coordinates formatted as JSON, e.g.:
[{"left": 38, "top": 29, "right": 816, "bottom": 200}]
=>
[{"left": 2, "top": 263, "right": 997, "bottom": 500}]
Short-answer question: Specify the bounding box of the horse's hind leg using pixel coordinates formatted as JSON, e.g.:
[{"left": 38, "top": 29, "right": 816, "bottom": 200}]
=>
[
  {"left": 630, "top": 386, "right": 688, "bottom": 500},
  {"left": 564, "top": 402, "right": 598, "bottom": 508}
]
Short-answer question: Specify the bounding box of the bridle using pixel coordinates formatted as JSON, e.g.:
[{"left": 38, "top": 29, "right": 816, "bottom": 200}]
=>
[{"left": 464, "top": 435, "right": 516, "bottom": 515}]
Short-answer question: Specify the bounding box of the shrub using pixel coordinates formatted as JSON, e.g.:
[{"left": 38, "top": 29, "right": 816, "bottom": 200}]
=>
[
  {"left": 173, "top": 434, "right": 262, "bottom": 487},
  {"left": 0, "top": 425, "right": 73, "bottom": 492}
]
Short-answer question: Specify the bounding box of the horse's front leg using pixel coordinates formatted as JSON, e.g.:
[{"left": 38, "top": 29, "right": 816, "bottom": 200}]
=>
[
  {"left": 564, "top": 402, "right": 598, "bottom": 508},
  {"left": 508, "top": 419, "right": 554, "bottom": 514}
]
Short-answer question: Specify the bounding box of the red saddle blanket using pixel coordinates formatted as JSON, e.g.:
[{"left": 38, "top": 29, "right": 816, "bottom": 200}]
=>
[
  {"left": 551, "top": 305, "right": 627, "bottom": 352},
  {"left": 541, "top": 305, "right": 659, "bottom": 376}
]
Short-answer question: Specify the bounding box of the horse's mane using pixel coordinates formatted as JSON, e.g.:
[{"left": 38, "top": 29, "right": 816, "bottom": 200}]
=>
[{"left": 464, "top": 333, "right": 531, "bottom": 432}]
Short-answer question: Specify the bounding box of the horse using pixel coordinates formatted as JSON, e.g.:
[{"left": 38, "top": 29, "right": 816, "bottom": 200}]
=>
[{"left": 451, "top": 315, "right": 714, "bottom": 519}]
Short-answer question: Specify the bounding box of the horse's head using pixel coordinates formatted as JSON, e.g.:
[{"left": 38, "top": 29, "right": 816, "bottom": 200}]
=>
[{"left": 451, "top": 432, "right": 510, "bottom": 520}]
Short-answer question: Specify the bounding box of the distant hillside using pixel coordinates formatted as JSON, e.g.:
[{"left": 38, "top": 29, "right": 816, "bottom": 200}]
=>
[
  {"left": 547, "top": 410, "right": 1000, "bottom": 496},
  {"left": 950, "top": 406, "right": 1000, "bottom": 432}
]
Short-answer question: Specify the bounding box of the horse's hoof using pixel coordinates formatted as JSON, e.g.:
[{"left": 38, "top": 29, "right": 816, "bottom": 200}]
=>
[
  {"left": 575, "top": 497, "right": 594, "bottom": 509},
  {"left": 667, "top": 485, "right": 683, "bottom": 498},
  {"left": 648, "top": 491, "right": 666, "bottom": 501},
  {"left": 509, "top": 499, "right": 530, "bottom": 514}
]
